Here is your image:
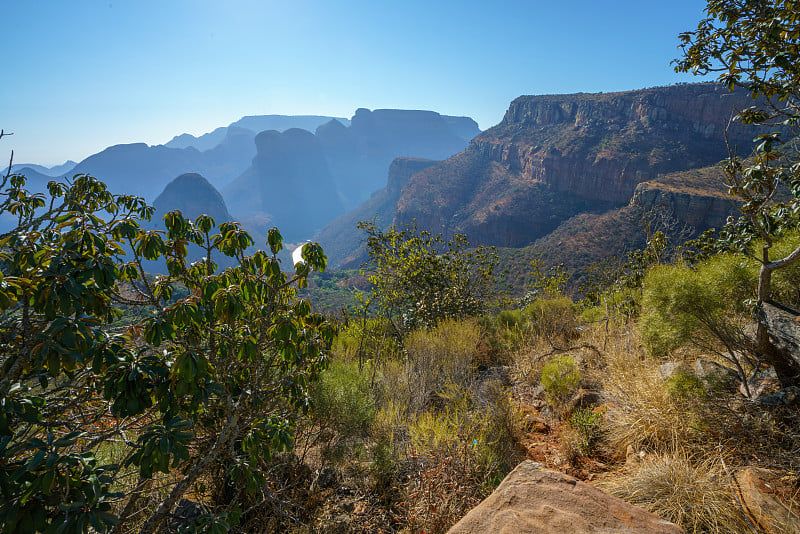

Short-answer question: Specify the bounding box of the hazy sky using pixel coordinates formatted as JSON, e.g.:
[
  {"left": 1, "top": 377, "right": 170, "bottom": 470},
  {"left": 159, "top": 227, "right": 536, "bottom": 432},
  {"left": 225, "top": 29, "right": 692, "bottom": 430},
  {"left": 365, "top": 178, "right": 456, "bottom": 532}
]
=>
[{"left": 3, "top": 1, "right": 710, "bottom": 166}]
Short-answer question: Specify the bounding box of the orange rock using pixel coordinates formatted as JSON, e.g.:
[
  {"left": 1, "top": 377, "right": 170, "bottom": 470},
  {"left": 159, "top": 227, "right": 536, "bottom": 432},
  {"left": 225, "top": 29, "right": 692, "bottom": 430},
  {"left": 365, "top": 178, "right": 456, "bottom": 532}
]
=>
[
  {"left": 447, "top": 461, "right": 684, "bottom": 533},
  {"left": 734, "top": 467, "right": 800, "bottom": 534}
]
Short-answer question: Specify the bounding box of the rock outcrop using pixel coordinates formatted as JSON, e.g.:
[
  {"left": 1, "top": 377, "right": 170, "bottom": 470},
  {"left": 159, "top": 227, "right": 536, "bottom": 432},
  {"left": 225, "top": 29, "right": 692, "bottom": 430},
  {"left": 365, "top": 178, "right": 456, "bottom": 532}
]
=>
[
  {"left": 734, "top": 467, "right": 800, "bottom": 533},
  {"left": 446, "top": 461, "right": 684, "bottom": 534},
  {"left": 317, "top": 109, "right": 479, "bottom": 210},
  {"left": 153, "top": 172, "right": 233, "bottom": 224},
  {"left": 224, "top": 128, "right": 344, "bottom": 242},
  {"left": 759, "top": 301, "right": 800, "bottom": 371},
  {"left": 395, "top": 83, "right": 761, "bottom": 248}
]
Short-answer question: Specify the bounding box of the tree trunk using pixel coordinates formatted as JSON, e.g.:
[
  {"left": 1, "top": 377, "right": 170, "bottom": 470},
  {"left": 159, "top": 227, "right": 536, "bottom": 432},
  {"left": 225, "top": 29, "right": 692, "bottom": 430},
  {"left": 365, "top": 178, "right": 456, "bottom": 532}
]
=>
[{"left": 136, "top": 406, "right": 241, "bottom": 534}]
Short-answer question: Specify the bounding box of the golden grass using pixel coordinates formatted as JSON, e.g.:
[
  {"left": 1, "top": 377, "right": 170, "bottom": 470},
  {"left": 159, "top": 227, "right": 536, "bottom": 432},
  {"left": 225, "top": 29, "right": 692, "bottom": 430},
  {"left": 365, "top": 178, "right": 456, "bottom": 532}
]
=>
[{"left": 599, "top": 453, "right": 750, "bottom": 534}]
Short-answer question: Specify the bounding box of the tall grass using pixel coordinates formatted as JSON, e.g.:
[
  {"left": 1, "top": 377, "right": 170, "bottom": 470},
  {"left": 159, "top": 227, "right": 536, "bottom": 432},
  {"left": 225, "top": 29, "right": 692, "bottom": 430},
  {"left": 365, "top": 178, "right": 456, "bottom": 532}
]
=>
[{"left": 600, "top": 453, "right": 750, "bottom": 534}]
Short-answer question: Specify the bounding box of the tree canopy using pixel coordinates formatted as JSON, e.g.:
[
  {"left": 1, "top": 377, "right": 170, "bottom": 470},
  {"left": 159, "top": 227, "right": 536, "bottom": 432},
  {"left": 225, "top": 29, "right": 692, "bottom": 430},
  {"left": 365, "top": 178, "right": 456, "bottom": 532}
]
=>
[
  {"left": 0, "top": 169, "right": 333, "bottom": 533},
  {"left": 357, "top": 220, "right": 498, "bottom": 334}
]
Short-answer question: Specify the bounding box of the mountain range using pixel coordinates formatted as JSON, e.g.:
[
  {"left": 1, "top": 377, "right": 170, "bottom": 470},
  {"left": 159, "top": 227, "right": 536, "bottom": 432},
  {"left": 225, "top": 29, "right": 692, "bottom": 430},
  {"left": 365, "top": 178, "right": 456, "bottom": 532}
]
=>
[
  {"left": 12, "top": 110, "right": 479, "bottom": 242},
  {"left": 315, "top": 83, "right": 763, "bottom": 284},
  {"left": 11, "top": 84, "right": 761, "bottom": 288}
]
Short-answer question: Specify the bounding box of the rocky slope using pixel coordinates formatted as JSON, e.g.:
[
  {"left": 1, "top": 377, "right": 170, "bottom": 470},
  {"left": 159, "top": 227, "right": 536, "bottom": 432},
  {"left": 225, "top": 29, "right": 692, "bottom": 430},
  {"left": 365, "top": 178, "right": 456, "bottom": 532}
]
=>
[
  {"left": 395, "top": 83, "right": 759, "bottom": 246},
  {"left": 314, "top": 157, "right": 440, "bottom": 268},
  {"left": 322, "top": 83, "right": 760, "bottom": 278}
]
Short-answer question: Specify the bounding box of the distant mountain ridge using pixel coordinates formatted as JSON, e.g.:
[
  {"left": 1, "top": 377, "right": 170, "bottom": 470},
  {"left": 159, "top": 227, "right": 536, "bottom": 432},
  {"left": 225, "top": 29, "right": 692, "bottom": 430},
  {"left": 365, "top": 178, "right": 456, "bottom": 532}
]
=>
[
  {"left": 10, "top": 160, "right": 77, "bottom": 177},
  {"left": 223, "top": 109, "right": 479, "bottom": 241},
  {"left": 164, "top": 115, "right": 352, "bottom": 151}
]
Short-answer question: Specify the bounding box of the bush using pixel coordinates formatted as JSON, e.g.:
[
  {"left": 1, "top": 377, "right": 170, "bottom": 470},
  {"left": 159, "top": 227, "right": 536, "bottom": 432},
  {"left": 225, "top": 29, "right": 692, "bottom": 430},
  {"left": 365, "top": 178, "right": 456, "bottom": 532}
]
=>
[
  {"left": 496, "top": 309, "right": 523, "bottom": 329},
  {"left": 402, "top": 318, "right": 481, "bottom": 412},
  {"left": 640, "top": 256, "right": 757, "bottom": 384},
  {"left": 540, "top": 355, "right": 581, "bottom": 406},
  {"left": 311, "top": 358, "right": 376, "bottom": 439},
  {"left": 523, "top": 296, "right": 577, "bottom": 340},
  {"left": 566, "top": 407, "right": 605, "bottom": 458},
  {"left": 665, "top": 369, "right": 706, "bottom": 401},
  {"left": 333, "top": 316, "right": 400, "bottom": 363}
]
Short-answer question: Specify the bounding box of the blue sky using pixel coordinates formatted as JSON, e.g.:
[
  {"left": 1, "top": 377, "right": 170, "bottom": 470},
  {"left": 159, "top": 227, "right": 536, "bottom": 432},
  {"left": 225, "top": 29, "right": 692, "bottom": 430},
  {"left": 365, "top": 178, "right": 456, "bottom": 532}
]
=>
[{"left": 3, "top": 1, "right": 710, "bottom": 166}]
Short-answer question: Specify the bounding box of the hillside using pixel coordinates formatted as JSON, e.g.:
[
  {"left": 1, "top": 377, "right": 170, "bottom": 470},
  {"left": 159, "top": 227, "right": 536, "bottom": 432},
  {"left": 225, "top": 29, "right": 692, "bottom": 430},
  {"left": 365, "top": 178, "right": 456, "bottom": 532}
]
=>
[{"left": 322, "top": 83, "right": 760, "bottom": 281}]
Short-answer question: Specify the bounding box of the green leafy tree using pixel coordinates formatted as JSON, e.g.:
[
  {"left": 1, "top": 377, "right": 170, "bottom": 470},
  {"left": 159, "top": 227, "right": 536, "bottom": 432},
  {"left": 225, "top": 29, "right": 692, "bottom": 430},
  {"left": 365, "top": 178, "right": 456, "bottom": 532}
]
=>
[
  {"left": 357, "top": 220, "right": 499, "bottom": 334},
  {"left": 0, "top": 167, "right": 333, "bottom": 533},
  {"left": 675, "top": 0, "right": 800, "bottom": 384}
]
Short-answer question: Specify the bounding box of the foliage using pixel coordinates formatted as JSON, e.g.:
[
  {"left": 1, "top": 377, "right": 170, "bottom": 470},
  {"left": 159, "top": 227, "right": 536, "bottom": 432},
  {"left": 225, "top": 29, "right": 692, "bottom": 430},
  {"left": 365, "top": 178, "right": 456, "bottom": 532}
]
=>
[
  {"left": 401, "top": 318, "right": 481, "bottom": 413},
  {"left": 523, "top": 296, "right": 578, "bottom": 340},
  {"left": 310, "top": 358, "right": 376, "bottom": 441},
  {"left": 540, "top": 355, "right": 581, "bottom": 406},
  {"left": 357, "top": 220, "right": 499, "bottom": 333},
  {"left": 0, "top": 172, "right": 333, "bottom": 533},
  {"left": 676, "top": 0, "right": 800, "bottom": 383},
  {"left": 332, "top": 315, "right": 400, "bottom": 364},
  {"left": 566, "top": 407, "right": 605, "bottom": 458},
  {"left": 640, "top": 256, "right": 758, "bottom": 389},
  {"left": 665, "top": 369, "right": 707, "bottom": 401}
]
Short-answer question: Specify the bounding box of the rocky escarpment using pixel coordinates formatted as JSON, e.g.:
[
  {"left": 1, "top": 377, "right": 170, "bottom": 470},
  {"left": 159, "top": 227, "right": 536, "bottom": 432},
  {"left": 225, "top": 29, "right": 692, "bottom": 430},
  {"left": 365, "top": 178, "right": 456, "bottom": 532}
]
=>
[
  {"left": 395, "top": 83, "right": 762, "bottom": 247},
  {"left": 314, "top": 157, "right": 440, "bottom": 268},
  {"left": 498, "top": 163, "right": 739, "bottom": 290}
]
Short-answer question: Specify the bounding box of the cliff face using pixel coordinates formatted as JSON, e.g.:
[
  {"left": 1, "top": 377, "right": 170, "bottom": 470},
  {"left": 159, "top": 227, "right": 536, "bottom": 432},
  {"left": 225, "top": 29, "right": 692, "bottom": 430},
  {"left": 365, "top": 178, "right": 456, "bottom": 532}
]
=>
[
  {"left": 224, "top": 128, "right": 344, "bottom": 242},
  {"left": 314, "top": 157, "right": 440, "bottom": 268},
  {"left": 317, "top": 109, "right": 480, "bottom": 210},
  {"left": 395, "top": 83, "right": 761, "bottom": 247}
]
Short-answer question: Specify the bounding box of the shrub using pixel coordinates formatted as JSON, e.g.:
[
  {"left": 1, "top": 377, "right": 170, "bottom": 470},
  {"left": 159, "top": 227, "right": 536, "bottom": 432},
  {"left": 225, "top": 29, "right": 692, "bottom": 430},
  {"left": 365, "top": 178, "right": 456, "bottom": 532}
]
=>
[
  {"left": 402, "top": 318, "right": 481, "bottom": 412},
  {"left": 665, "top": 369, "right": 706, "bottom": 401},
  {"left": 566, "top": 407, "right": 605, "bottom": 458},
  {"left": 311, "top": 358, "right": 376, "bottom": 439},
  {"left": 640, "top": 256, "right": 758, "bottom": 385},
  {"left": 496, "top": 309, "right": 523, "bottom": 329},
  {"left": 523, "top": 296, "right": 578, "bottom": 340},
  {"left": 540, "top": 355, "right": 581, "bottom": 406},
  {"left": 332, "top": 316, "right": 400, "bottom": 363}
]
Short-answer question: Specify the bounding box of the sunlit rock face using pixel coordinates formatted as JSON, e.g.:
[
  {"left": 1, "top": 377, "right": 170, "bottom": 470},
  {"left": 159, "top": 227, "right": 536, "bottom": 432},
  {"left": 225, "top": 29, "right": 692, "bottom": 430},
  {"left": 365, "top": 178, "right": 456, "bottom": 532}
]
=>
[{"left": 394, "top": 83, "right": 763, "bottom": 247}]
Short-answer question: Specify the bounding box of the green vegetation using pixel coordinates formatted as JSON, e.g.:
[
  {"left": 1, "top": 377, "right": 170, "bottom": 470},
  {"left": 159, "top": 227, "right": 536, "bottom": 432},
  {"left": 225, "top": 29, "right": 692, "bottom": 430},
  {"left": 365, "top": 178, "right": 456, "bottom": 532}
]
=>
[
  {"left": 677, "top": 0, "right": 800, "bottom": 385},
  {"left": 0, "top": 172, "right": 333, "bottom": 533},
  {"left": 357, "top": 220, "right": 499, "bottom": 333},
  {"left": 4, "top": 3, "right": 800, "bottom": 532},
  {"left": 540, "top": 355, "right": 581, "bottom": 406}
]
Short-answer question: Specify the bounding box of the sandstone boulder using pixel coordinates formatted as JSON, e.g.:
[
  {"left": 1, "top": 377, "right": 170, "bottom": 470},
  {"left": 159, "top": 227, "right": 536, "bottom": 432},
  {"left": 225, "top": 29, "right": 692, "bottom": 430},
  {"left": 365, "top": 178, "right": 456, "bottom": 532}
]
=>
[
  {"left": 734, "top": 467, "right": 800, "bottom": 534},
  {"left": 446, "top": 461, "right": 684, "bottom": 534}
]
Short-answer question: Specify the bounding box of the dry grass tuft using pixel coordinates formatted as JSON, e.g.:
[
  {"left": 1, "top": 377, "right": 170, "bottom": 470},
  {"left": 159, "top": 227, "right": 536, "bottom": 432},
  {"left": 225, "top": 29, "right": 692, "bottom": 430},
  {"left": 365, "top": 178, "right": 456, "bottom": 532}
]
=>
[
  {"left": 582, "top": 323, "right": 703, "bottom": 455},
  {"left": 600, "top": 453, "right": 750, "bottom": 534}
]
